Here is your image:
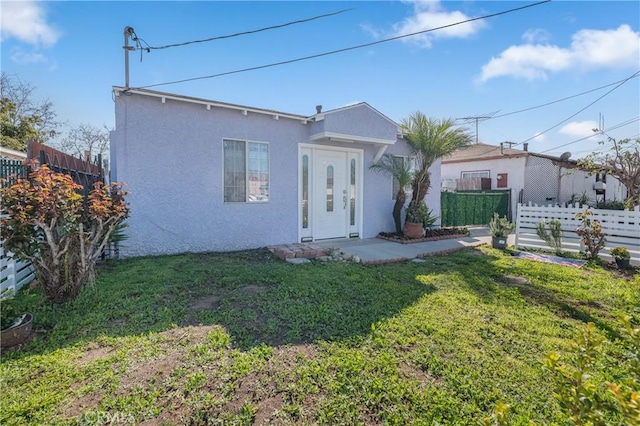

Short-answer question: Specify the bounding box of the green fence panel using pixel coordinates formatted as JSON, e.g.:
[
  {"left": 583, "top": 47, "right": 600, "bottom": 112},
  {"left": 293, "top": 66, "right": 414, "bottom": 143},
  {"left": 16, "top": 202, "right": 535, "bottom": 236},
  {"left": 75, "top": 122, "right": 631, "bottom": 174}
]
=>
[
  {"left": 0, "top": 159, "right": 25, "bottom": 188},
  {"left": 440, "top": 190, "right": 510, "bottom": 227}
]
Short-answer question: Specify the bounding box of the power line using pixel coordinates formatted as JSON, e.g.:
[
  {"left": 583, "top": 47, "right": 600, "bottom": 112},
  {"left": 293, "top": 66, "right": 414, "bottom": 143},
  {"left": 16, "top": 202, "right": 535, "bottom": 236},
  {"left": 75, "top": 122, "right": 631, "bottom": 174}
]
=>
[
  {"left": 480, "top": 69, "right": 640, "bottom": 156},
  {"left": 134, "top": 0, "right": 551, "bottom": 90},
  {"left": 518, "top": 70, "right": 640, "bottom": 146},
  {"left": 137, "top": 8, "right": 354, "bottom": 51},
  {"left": 539, "top": 116, "right": 640, "bottom": 154},
  {"left": 489, "top": 74, "right": 640, "bottom": 119}
]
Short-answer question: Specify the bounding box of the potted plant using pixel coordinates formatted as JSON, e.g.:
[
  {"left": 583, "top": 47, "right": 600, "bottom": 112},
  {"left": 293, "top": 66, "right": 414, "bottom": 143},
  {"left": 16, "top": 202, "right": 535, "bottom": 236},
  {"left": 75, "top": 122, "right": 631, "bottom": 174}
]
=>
[
  {"left": 404, "top": 201, "right": 429, "bottom": 239},
  {"left": 1, "top": 293, "right": 33, "bottom": 348},
  {"left": 610, "top": 246, "right": 631, "bottom": 269},
  {"left": 489, "top": 213, "right": 514, "bottom": 249}
]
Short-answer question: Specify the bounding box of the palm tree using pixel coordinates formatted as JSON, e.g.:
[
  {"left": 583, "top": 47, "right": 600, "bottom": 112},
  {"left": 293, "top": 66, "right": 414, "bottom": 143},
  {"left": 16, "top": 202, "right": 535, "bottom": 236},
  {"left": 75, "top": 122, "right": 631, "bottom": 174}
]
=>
[
  {"left": 402, "top": 112, "right": 473, "bottom": 204},
  {"left": 369, "top": 154, "right": 413, "bottom": 235}
]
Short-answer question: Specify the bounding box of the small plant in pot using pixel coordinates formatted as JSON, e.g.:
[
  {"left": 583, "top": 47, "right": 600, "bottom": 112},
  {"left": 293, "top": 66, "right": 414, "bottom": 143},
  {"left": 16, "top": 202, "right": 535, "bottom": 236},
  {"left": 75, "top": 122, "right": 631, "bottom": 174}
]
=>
[
  {"left": 404, "top": 201, "right": 429, "bottom": 239},
  {"left": 1, "top": 291, "right": 33, "bottom": 348},
  {"left": 610, "top": 246, "right": 631, "bottom": 269},
  {"left": 489, "top": 213, "right": 514, "bottom": 249}
]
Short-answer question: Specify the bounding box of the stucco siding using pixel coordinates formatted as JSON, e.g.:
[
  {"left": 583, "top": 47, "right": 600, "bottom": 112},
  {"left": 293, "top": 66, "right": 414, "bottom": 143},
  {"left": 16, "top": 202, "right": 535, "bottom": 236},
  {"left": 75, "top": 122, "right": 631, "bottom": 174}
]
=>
[
  {"left": 114, "top": 94, "right": 307, "bottom": 256},
  {"left": 559, "top": 169, "right": 627, "bottom": 205},
  {"left": 112, "top": 91, "right": 440, "bottom": 257},
  {"left": 365, "top": 139, "right": 442, "bottom": 233},
  {"left": 322, "top": 105, "right": 397, "bottom": 141}
]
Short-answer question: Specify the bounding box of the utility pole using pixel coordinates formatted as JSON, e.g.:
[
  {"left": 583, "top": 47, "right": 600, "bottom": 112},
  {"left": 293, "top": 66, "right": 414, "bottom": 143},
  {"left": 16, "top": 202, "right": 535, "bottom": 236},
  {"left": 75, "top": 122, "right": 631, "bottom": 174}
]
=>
[
  {"left": 455, "top": 111, "right": 498, "bottom": 144},
  {"left": 123, "top": 26, "right": 135, "bottom": 88}
]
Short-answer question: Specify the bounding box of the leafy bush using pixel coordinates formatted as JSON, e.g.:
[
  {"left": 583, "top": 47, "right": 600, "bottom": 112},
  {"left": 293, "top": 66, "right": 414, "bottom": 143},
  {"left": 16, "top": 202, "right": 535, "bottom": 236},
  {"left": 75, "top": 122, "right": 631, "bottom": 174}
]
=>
[
  {"left": 405, "top": 201, "right": 429, "bottom": 224},
  {"left": 575, "top": 210, "right": 606, "bottom": 260},
  {"left": 1, "top": 292, "right": 20, "bottom": 330},
  {"left": 544, "top": 318, "right": 640, "bottom": 425},
  {"left": 567, "top": 191, "right": 593, "bottom": 208},
  {"left": 536, "top": 219, "right": 563, "bottom": 255},
  {"left": 0, "top": 164, "right": 129, "bottom": 303},
  {"left": 610, "top": 247, "right": 631, "bottom": 260},
  {"left": 489, "top": 213, "right": 514, "bottom": 238},
  {"left": 596, "top": 200, "right": 626, "bottom": 210}
]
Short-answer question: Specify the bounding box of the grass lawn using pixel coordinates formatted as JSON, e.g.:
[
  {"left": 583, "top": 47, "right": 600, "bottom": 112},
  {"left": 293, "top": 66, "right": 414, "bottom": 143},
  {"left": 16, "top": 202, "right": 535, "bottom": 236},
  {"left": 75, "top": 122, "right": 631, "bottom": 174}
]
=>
[{"left": 1, "top": 246, "right": 638, "bottom": 425}]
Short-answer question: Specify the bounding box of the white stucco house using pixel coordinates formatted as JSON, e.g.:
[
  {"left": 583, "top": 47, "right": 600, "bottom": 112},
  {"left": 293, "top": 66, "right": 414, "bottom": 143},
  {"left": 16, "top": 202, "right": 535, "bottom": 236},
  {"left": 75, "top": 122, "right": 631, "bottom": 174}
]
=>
[
  {"left": 441, "top": 143, "right": 627, "bottom": 218},
  {"left": 0, "top": 146, "right": 27, "bottom": 160},
  {"left": 110, "top": 87, "right": 441, "bottom": 257}
]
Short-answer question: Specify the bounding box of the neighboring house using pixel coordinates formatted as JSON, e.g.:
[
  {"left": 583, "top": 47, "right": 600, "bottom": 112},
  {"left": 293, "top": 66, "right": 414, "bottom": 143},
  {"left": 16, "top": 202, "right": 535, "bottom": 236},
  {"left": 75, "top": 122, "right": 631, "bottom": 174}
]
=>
[
  {"left": 110, "top": 87, "right": 441, "bottom": 257},
  {"left": 441, "top": 143, "right": 626, "bottom": 218},
  {"left": 0, "top": 146, "right": 27, "bottom": 160}
]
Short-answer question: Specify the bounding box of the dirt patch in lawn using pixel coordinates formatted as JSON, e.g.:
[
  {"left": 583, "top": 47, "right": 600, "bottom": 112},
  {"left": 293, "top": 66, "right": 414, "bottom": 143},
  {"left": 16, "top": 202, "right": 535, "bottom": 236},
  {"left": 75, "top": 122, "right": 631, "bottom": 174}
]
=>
[
  {"left": 220, "top": 344, "right": 319, "bottom": 422},
  {"left": 602, "top": 261, "right": 639, "bottom": 281},
  {"left": 188, "top": 286, "right": 268, "bottom": 314},
  {"left": 398, "top": 360, "right": 441, "bottom": 388},
  {"left": 107, "top": 318, "right": 127, "bottom": 328},
  {"left": 77, "top": 344, "right": 115, "bottom": 366},
  {"left": 119, "top": 350, "right": 185, "bottom": 391},
  {"left": 62, "top": 390, "right": 105, "bottom": 419},
  {"left": 189, "top": 295, "right": 222, "bottom": 312}
]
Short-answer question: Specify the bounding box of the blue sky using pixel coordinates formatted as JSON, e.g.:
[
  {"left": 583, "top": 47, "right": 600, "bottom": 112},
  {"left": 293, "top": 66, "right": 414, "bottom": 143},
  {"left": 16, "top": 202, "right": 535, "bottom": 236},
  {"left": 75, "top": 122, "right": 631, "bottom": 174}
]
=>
[{"left": 1, "top": 0, "right": 639, "bottom": 159}]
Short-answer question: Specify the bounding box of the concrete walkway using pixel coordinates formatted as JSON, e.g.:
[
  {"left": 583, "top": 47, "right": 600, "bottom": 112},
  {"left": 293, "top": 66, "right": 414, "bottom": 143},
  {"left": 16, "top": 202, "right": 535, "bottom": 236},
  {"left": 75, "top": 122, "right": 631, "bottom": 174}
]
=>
[{"left": 313, "top": 227, "right": 516, "bottom": 264}]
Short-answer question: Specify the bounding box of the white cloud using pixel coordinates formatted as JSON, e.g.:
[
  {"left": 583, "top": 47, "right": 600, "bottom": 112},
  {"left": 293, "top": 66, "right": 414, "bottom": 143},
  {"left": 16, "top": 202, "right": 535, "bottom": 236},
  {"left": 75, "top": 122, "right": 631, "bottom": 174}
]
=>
[
  {"left": 532, "top": 132, "right": 546, "bottom": 142},
  {"left": 559, "top": 121, "right": 599, "bottom": 138},
  {"left": 381, "top": 1, "right": 485, "bottom": 48},
  {"left": 480, "top": 25, "right": 640, "bottom": 82},
  {"left": 522, "top": 28, "right": 551, "bottom": 44},
  {"left": 0, "top": 1, "right": 60, "bottom": 47},
  {"left": 10, "top": 48, "right": 46, "bottom": 65}
]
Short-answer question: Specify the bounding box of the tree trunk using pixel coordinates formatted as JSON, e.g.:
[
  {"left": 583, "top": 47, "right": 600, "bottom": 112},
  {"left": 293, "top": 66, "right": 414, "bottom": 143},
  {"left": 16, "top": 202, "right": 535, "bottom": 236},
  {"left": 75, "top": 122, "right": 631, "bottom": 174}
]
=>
[
  {"left": 411, "top": 172, "right": 431, "bottom": 205},
  {"left": 393, "top": 191, "right": 406, "bottom": 235}
]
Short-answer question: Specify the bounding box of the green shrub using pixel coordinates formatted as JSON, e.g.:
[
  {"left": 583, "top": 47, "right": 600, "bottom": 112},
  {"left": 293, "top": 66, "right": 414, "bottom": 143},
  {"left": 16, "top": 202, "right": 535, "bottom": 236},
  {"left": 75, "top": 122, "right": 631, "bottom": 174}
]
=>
[
  {"left": 610, "top": 247, "right": 630, "bottom": 260},
  {"left": 544, "top": 318, "right": 640, "bottom": 425},
  {"left": 575, "top": 210, "right": 606, "bottom": 260},
  {"left": 596, "top": 200, "right": 626, "bottom": 210},
  {"left": 0, "top": 164, "right": 129, "bottom": 303},
  {"left": 536, "top": 219, "right": 563, "bottom": 255},
  {"left": 405, "top": 201, "right": 430, "bottom": 224},
  {"left": 1, "top": 294, "right": 19, "bottom": 330},
  {"left": 489, "top": 213, "right": 514, "bottom": 238}
]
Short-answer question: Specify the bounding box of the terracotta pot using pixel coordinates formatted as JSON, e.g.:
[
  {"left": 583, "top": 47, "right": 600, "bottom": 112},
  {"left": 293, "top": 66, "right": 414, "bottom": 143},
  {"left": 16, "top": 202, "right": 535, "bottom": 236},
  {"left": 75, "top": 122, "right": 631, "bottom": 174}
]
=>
[
  {"left": 1, "top": 313, "right": 33, "bottom": 348},
  {"left": 404, "top": 222, "right": 424, "bottom": 239}
]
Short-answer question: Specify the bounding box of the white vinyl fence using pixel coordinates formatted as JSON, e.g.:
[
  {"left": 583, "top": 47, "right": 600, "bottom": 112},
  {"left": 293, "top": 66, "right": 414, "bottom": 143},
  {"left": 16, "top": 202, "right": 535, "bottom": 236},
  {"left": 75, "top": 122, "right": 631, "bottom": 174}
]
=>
[
  {"left": 0, "top": 240, "right": 35, "bottom": 296},
  {"left": 515, "top": 203, "right": 640, "bottom": 265}
]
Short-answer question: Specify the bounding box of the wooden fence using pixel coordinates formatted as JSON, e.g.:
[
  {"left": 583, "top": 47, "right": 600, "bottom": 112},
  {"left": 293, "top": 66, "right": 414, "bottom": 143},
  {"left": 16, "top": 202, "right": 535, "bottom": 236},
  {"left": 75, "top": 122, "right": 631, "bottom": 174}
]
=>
[
  {"left": 27, "top": 140, "right": 104, "bottom": 197},
  {"left": 515, "top": 203, "right": 640, "bottom": 264}
]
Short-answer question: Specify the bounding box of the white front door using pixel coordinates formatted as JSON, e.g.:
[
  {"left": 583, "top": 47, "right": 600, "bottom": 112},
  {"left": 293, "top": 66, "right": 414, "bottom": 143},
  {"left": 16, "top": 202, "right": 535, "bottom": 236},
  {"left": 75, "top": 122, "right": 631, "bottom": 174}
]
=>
[{"left": 313, "top": 150, "right": 348, "bottom": 239}]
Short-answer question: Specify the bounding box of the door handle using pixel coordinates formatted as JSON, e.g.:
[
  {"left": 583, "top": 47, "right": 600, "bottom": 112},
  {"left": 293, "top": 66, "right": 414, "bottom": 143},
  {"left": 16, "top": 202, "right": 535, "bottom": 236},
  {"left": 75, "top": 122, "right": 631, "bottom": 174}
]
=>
[{"left": 343, "top": 189, "right": 347, "bottom": 209}]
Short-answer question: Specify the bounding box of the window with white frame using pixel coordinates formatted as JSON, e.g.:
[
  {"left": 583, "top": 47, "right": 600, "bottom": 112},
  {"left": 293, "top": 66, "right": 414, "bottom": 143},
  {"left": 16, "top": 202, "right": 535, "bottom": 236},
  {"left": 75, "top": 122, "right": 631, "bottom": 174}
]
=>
[
  {"left": 461, "top": 170, "right": 490, "bottom": 179},
  {"left": 223, "top": 139, "right": 269, "bottom": 203},
  {"left": 392, "top": 155, "right": 414, "bottom": 200}
]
